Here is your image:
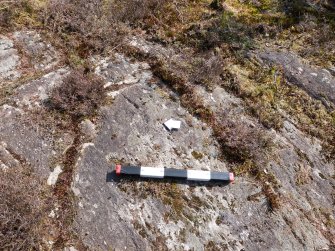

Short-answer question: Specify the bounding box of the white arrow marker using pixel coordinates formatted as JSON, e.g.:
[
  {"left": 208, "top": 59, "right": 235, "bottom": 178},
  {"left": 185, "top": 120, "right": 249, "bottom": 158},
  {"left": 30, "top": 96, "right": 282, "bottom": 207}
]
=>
[{"left": 164, "top": 118, "right": 181, "bottom": 131}]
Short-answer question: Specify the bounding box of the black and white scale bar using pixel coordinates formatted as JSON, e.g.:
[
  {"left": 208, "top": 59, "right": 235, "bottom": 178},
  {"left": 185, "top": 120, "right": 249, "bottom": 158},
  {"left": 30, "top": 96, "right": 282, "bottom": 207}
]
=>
[{"left": 115, "top": 165, "right": 234, "bottom": 182}]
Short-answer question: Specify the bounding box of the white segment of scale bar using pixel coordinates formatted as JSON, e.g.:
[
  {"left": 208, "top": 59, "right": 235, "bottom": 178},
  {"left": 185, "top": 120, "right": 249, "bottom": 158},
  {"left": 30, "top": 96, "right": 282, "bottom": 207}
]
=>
[
  {"left": 140, "top": 167, "right": 165, "bottom": 178},
  {"left": 187, "top": 170, "right": 211, "bottom": 181}
]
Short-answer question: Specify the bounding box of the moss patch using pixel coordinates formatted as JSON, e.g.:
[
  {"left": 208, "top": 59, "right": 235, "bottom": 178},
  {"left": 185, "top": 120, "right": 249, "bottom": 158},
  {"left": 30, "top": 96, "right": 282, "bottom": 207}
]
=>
[{"left": 191, "top": 150, "right": 204, "bottom": 160}]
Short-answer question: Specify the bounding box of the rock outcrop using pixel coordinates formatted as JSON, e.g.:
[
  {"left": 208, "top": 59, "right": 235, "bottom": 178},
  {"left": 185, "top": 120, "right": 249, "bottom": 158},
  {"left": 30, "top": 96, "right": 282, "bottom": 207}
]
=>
[
  {"left": 258, "top": 50, "right": 335, "bottom": 108},
  {"left": 0, "top": 31, "right": 334, "bottom": 251},
  {"left": 0, "top": 35, "right": 20, "bottom": 82}
]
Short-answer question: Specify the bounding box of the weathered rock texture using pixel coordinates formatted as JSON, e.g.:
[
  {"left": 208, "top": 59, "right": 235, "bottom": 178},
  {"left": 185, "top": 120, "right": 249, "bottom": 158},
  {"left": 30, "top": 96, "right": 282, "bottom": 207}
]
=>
[
  {"left": 72, "top": 56, "right": 233, "bottom": 250},
  {"left": 13, "top": 31, "right": 59, "bottom": 71},
  {"left": 259, "top": 50, "right": 335, "bottom": 108},
  {"left": 0, "top": 31, "right": 334, "bottom": 251},
  {"left": 0, "top": 35, "right": 20, "bottom": 81},
  {"left": 72, "top": 40, "right": 334, "bottom": 250}
]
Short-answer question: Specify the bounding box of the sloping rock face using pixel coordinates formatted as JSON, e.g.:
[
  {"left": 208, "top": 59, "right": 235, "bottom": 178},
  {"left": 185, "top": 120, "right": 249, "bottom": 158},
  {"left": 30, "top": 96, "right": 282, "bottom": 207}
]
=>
[
  {"left": 13, "top": 31, "right": 59, "bottom": 71},
  {"left": 0, "top": 31, "right": 60, "bottom": 86},
  {"left": 73, "top": 41, "right": 334, "bottom": 250},
  {"left": 0, "top": 35, "right": 20, "bottom": 82},
  {"left": 72, "top": 55, "right": 235, "bottom": 250},
  {"left": 0, "top": 31, "right": 334, "bottom": 250},
  {"left": 0, "top": 33, "right": 67, "bottom": 177},
  {"left": 258, "top": 50, "right": 335, "bottom": 108},
  {"left": 0, "top": 68, "right": 72, "bottom": 179}
]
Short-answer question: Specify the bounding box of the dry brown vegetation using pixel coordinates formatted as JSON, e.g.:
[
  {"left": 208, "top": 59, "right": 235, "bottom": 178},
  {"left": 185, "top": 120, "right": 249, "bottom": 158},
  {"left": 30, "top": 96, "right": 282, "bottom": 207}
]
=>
[
  {"left": 46, "top": 69, "right": 106, "bottom": 248},
  {"left": 0, "top": 166, "right": 51, "bottom": 250},
  {"left": 190, "top": 56, "right": 224, "bottom": 91},
  {"left": 48, "top": 70, "right": 105, "bottom": 120},
  {"left": 43, "top": 0, "right": 179, "bottom": 58},
  {"left": 119, "top": 180, "right": 185, "bottom": 220}
]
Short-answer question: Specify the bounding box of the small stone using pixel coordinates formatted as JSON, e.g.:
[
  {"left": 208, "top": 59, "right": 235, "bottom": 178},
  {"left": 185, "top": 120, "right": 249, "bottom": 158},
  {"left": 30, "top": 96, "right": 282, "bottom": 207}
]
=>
[
  {"left": 107, "top": 91, "right": 120, "bottom": 98},
  {"left": 123, "top": 76, "right": 138, "bottom": 84},
  {"left": 47, "top": 165, "right": 63, "bottom": 186},
  {"left": 49, "top": 210, "right": 56, "bottom": 218}
]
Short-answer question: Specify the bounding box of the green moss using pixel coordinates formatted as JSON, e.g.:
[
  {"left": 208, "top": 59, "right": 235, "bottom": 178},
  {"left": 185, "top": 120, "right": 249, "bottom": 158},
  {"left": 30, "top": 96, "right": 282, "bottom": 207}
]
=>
[
  {"left": 1, "top": 0, "right": 44, "bottom": 30},
  {"left": 234, "top": 160, "right": 255, "bottom": 176},
  {"left": 68, "top": 53, "right": 86, "bottom": 68},
  {"left": 161, "top": 183, "right": 184, "bottom": 217},
  {"left": 191, "top": 151, "right": 204, "bottom": 160},
  {"left": 331, "top": 111, "right": 335, "bottom": 126}
]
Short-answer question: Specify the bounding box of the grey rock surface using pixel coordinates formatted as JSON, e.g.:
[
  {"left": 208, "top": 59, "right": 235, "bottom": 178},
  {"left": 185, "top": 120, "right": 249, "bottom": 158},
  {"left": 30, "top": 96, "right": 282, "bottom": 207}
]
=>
[
  {"left": 72, "top": 49, "right": 334, "bottom": 250},
  {"left": 13, "top": 31, "right": 59, "bottom": 71},
  {"left": 0, "top": 63, "right": 70, "bottom": 177},
  {"left": 0, "top": 31, "right": 333, "bottom": 250},
  {"left": 13, "top": 68, "right": 69, "bottom": 109},
  {"left": 92, "top": 53, "right": 152, "bottom": 99},
  {"left": 0, "top": 141, "right": 20, "bottom": 169},
  {"left": 0, "top": 35, "right": 20, "bottom": 82},
  {"left": 80, "top": 119, "right": 97, "bottom": 140},
  {"left": 0, "top": 103, "right": 55, "bottom": 177},
  {"left": 73, "top": 54, "right": 238, "bottom": 250},
  {"left": 258, "top": 50, "right": 335, "bottom": 108}
]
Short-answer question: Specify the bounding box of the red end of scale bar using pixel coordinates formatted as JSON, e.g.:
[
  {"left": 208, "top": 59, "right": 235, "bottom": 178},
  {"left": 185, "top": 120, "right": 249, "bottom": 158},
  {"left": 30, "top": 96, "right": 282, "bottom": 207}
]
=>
[
  {"left": 229, "top": 172, "right": 234, "bottom": 182},
  {"left": 115, "top": 164, "right": 122, "bottom": 175}
]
